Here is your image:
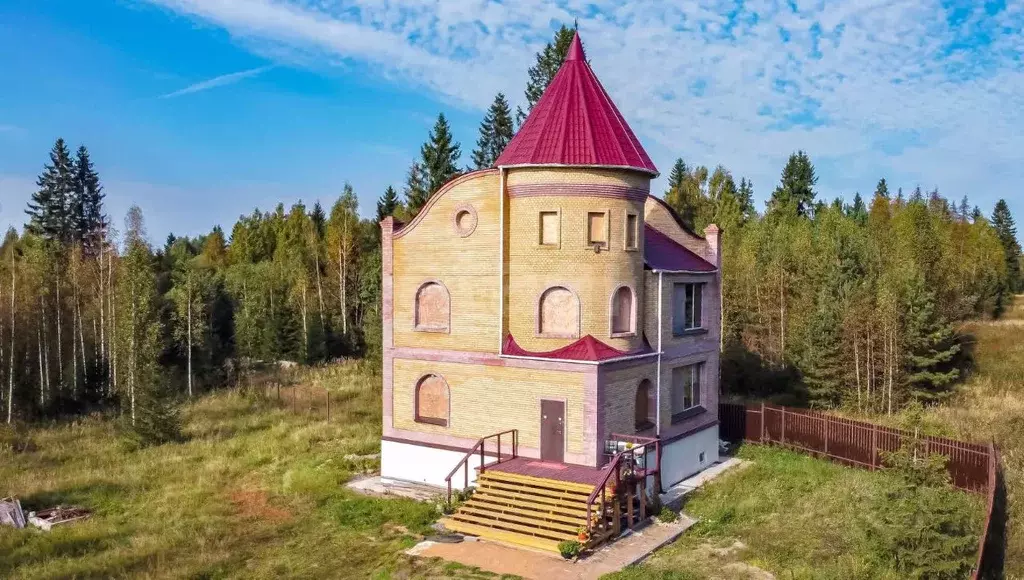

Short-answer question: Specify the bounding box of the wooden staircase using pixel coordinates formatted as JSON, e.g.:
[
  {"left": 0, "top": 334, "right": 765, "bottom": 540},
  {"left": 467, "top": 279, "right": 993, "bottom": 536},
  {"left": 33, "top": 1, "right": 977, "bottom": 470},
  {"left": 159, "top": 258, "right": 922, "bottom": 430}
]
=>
[{"left": 439, "top": 470, "right": 603, "bottom": 552}]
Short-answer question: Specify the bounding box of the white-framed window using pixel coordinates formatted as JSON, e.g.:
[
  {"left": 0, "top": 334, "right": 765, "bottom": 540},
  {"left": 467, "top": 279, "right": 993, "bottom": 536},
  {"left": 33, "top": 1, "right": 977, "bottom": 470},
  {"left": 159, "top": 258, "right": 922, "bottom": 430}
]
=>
[
  {"left": 587, "top": 211, "right": 609, "bottom": 249},
  {"left": 539, "top": 210, "right": 560, "bottom": 246},
  {"left": 624, "top": 212, "right": 639, "bottom": 250},
  {"left": 610, "top": 286, "right": 635, "bottom": 336},
  {"left": 671, "top": 363, "right": 703, "bottom": 416},
  {"left": 672, "top": 283, "right": 704, "bottom": 335}
]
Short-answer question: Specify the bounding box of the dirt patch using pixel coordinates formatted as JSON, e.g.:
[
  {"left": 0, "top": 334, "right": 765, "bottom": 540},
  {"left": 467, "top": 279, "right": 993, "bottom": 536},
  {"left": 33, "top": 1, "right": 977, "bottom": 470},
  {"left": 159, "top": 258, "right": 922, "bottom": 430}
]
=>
[{"left": 229, "top": 489, "right": 292, "bottom": 522}]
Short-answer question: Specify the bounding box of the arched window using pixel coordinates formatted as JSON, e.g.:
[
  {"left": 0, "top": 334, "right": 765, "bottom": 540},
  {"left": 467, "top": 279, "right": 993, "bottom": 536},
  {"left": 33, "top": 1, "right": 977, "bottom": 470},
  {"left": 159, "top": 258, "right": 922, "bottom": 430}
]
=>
[
  {"left": 635, "top": 379, "right": 654, "bottom": 429},
  {"left": 538, "top": 286, "right": 580, "bottom": 338},
  {"left": 610, "top": 286, "right": 635, "bottom": 336},
  {"left": 415, "top": 281, "right": 449, "bottom": 332},
  {"left": 415, "top": 374, "right": 449, "bottom": 426}
]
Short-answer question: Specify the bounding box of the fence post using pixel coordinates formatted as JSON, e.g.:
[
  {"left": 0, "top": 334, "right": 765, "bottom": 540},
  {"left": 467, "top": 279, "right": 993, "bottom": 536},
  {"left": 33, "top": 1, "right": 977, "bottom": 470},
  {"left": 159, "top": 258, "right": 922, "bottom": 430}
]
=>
[
  {"left": 870, "top": 423, "right": 877, "bottom": 470},
  {"left": 780, "top": 406, "right": 786, "bottom": 445},
  {"left": 326, "top": 391, "right": 331, "bottom": 422},
  {"left": 823, "top": 415, "right": 829, "bottom": 457},
  {"left": 760, "top": 402, "right": 765, "bottom": 443}
]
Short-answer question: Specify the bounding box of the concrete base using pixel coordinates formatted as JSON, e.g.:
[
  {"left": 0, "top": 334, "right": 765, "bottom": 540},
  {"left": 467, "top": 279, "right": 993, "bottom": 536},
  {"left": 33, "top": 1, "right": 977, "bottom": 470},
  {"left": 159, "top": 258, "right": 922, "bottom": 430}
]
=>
[
  {"left": 380, "top": 439, "right": 495, "bottom": 489},
  {"left": 659, "top": 425, "right": 720, "bottom": 488}
]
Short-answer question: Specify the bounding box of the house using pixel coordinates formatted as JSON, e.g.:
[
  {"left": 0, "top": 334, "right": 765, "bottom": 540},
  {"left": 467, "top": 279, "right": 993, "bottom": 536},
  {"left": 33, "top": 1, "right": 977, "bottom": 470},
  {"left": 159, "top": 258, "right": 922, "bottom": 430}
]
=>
[{"left": 379, "top": 32, "right": 721, "bottom": 551}]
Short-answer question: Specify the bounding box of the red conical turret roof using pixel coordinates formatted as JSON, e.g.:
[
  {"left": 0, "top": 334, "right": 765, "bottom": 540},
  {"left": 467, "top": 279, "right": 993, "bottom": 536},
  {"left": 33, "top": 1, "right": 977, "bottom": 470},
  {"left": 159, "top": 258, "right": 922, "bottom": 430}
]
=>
[{"left": 497, "top": 32, "right": 658, "bottom": 176}]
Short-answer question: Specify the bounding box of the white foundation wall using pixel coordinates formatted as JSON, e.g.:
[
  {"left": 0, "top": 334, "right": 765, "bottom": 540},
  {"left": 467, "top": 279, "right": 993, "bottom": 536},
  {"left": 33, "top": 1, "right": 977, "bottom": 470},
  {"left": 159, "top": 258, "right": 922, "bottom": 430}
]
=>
[
  {"left": 380, "top": 439, "right": 495, "bottom": 489},
  {"left": 660, "top": 425, "right": 720, "bottom": 488}
]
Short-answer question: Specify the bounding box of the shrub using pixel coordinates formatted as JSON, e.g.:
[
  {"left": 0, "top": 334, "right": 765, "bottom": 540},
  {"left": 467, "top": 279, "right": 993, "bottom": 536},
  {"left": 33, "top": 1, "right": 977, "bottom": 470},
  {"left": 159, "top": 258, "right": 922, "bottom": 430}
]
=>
[
  {"left": 558, "top": 540, "right": 582, "bottom": 560},
  {"left": 657, "top": 507, "right": 679, "bottom": 523}
]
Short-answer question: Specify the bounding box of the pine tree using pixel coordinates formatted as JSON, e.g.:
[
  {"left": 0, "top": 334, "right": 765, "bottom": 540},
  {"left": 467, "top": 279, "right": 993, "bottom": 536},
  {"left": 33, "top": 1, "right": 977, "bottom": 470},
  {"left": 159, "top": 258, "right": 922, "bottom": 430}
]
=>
[
  {"left": 768, "top": 151, "right": 817, "bottom": 217},
  {"left": 517, "top": 24, "right": 576, "bottom": 125},
  {"left": 421, "top": 113, "right": 461, "bottom": 197},
  {"left": 403, "top": 162, "right": 430, "bottom": 217},
  {"left": 992, "top": 199, "right": 1021, "bottom": 293},
  {"left": 472, "top": 93, "right": 515, "bottom": 169},
  {"left": 26, "top": 138, "right": 76, "bottom": 242},
  {"left": 376, "top": 186, "right": 399, "bottom": 223}
]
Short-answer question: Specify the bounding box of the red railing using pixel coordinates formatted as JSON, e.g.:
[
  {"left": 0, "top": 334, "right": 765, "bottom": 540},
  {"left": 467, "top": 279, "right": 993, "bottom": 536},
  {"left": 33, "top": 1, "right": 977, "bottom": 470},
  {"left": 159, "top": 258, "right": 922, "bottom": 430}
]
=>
[
  {"left": 586, "top": 434, "right": 660, "bottom": 536},
  {"left": 444, "top": 429, "right": 518, "bottom": 505}
]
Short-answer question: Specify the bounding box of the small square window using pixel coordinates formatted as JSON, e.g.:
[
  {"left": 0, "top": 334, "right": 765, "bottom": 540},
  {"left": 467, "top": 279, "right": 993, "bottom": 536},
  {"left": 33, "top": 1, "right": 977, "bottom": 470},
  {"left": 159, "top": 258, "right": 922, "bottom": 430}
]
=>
[
  {"left": 540, "top": 211, "right": 559, "bottom": 246},
  {"left": 625, "top": 213, "right": 639, "bottom": 250},
  {"left": 587, "top": 211, "right": 608, "bottom": 248}
]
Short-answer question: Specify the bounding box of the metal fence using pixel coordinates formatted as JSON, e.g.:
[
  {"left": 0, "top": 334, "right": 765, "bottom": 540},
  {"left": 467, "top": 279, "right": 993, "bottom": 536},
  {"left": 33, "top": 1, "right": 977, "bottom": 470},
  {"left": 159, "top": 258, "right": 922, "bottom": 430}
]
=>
[
  {"left": 719, "top": 402, "right": 1004, "bottom": 579},
  {"left": 258, "top": 383, "right": 336, "bottom": 421}
]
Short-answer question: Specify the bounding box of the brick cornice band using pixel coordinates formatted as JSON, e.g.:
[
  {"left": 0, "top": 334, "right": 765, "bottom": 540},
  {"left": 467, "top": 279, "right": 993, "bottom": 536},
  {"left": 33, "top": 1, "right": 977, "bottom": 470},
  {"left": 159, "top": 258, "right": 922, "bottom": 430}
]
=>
[{"left": 508, "top": 183, "right": 649, "bottom": 202}]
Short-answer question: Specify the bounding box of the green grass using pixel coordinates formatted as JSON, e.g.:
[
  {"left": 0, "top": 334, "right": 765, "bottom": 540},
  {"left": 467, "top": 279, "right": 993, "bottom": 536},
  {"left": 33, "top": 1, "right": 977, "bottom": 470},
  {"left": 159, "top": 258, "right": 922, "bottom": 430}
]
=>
[
  {"left": 0, "top": 362, "right": 508, "bottom": 579},
  {"left": 603, "top": 445, "right": 985, "bottom": 580}
]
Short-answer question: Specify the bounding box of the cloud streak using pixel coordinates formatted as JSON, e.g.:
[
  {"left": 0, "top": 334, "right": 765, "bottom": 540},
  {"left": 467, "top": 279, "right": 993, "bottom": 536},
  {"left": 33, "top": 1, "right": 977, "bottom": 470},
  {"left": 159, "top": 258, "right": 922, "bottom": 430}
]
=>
[
  {"left": 159, "top": 65, "right": 272, "bottom": 98},
  {"left": 140, "top": 0, "right": 1024, "bottom": 214}
]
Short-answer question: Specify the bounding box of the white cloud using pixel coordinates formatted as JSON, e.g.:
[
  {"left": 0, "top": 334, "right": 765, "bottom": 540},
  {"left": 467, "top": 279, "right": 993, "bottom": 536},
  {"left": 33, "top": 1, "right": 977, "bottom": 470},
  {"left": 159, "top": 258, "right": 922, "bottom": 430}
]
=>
[
  {"left": 140, "top": 0, "right": 1024, "bottom": 211},
  {"left": 159, "top": 65, "right": 273, "bottom": 98}
]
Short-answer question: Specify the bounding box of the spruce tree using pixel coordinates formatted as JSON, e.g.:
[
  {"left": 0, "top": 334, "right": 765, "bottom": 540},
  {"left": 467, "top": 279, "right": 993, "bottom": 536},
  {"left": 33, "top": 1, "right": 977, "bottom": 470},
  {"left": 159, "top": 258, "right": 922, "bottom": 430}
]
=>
[
  {"left": 472, "top": 93, "right": 515, "bottom": 169},
  {"left": 902, "top": 275, "right": 960, "bottom": 404},
  {"left": 517, "top": 25, "right": 576, "bottom": 125},
  {"left": 26, "top": 138, "right": 76, "bottom": 242},
  {"left": 802, "top": 289, "right": 845, "bottom": 407},
  {"left": 667, "top": 158, "right": 687, "bottom": 192},
  {"left": 846, "top": 192, "right": 868, "bottom": 225},
  {"left": 403, "top": 162, "right": 430, "bottom": 217},
  {"left": 737, "top": 177, "right": 755, "bottom": 221},
  {"left": 72, "top": 145, "right": 104, "bottom": 252},
  {"left": 874, "top": 178, "right": 890, "bottom": 199},
  {"left": 420, "top": 113, "right": 461, "bottom": 197},
  {"left": 310, "top": 200, "right": 326, "bottom": 239},
  {"left": 376, "top": 186, "right": 399, "bottom": 223},
  {"left": 992, "top": 199, "right": 1021, "bottom": 293},
  {"left": 768, "top": 150, "right": 817, "bottom": 217}
]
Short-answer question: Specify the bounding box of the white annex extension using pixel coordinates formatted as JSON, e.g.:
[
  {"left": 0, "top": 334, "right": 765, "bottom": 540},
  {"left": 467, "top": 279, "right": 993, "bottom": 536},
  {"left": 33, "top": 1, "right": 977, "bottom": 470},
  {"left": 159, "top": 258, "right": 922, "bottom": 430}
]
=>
[
  {"left": 381, "top": 439, "right": 496, "bottom": 490},
  {"left": 660, "top": 426, "right": 721, "bottom": 488}
]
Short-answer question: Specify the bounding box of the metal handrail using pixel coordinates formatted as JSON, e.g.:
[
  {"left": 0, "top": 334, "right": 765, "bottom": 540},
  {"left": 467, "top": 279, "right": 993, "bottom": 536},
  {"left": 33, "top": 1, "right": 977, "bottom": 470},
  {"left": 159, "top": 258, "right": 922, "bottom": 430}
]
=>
[
  {"left": 444, "top": 429, "right": 518, "bottom": 504},
  {"left": 585, "top": 436, "right": 660, "bottom": 536}
]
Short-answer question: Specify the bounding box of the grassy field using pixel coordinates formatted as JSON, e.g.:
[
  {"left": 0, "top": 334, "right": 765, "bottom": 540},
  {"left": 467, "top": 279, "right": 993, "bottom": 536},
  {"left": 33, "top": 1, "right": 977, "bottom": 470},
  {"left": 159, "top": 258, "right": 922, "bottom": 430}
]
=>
[
  {"left": 0, "top": 363, "right": 509, "bottom": 579},
  {"left": 603, "top": 445, "right": 985, "bottom": 580}
]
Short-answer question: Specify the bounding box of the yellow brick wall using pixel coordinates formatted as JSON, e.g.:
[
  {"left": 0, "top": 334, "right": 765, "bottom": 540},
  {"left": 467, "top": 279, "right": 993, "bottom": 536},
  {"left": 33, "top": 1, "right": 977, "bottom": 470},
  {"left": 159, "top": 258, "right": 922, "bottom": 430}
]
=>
[
  {"left": 643, "top": 197, "right": 710, "bottom": 260},
  {"left": 601, "top": 362, "right": 657, "bottom": 437},
  {"left": 506, "top": 168, "right": 649, "bottom": 353},
  {"left": 392, "top": 358, "right": 587, "bottom": 455},
  {"left": 392, "top": 171, "right": 501, "bottom": 352}
]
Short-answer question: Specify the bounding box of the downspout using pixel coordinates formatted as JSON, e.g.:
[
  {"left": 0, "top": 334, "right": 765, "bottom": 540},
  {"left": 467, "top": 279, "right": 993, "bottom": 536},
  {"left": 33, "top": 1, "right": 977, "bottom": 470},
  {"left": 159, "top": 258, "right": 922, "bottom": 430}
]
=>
[
  {"left": 498, "top": 167, "right": 506, "bottom": 354},
  {"left": 656, "top": 271, "right": 664, "bottom": 437}
]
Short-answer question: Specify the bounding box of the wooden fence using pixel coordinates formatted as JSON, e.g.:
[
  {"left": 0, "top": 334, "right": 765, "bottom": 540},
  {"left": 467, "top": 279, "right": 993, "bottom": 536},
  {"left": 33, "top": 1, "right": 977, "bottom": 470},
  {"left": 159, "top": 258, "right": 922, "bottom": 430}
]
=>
[
  {"left": 719, "top": 403, "right": 1004, "bottom": 578},
  {"left": 258, "top": 383, "right": 336, "bottom": 422}
]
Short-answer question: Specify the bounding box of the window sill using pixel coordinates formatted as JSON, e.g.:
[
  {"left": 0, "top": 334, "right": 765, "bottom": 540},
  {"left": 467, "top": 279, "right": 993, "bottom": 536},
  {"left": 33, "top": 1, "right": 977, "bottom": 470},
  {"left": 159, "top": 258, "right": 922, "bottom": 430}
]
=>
[
  {"left": 537, "top": 244, "right": 561, "bottom": 250},
  {"left": 536, "top": 333, "right": 580, "bottom": 340},
  {"left": 415, "top": 417, "right": 448, "bottom": 427},
  {"left": 672, "top": 328, "right": 708, "bottom": 338},
  {"left": 414, "top": 326, "right": 450, "bottom": 334},
  {"left": 634, "top": 420, "right": 655, "bottom": 432},
  {"left": 609, "top": 331, "right": 636, "bottom": 339},
  {"left": 671, "top": 406, "right": 706, "bottom": 424}
]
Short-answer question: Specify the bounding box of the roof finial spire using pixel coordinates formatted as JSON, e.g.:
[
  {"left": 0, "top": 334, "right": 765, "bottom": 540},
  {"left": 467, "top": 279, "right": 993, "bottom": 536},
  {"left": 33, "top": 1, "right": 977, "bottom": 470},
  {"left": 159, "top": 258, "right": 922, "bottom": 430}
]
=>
[{"left": 566, "top": 29, "right": 585, "bottom": 62}]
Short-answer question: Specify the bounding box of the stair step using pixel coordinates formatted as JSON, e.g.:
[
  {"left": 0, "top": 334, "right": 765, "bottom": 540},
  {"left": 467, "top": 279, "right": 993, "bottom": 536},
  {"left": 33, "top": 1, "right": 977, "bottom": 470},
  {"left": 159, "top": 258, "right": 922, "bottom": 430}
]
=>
[
  {"left": 469, "top": 496, "right": 589, "bottom": 523},
  {"left": 473, "top": 487, "right": 591, "bottom": 514},
  {"left": 477, "top": 479, "right": 591, "bottom": 503},
  {"left": 480, "top": 470, "right": 596, "bottom": 494},
  {"left": 439, "top": 518, "right": 562, "bottom": 553},
  {"left": 458, "top": 504, "right": 583, "bottom": 533},
  {"left": 447, "top": 512, "right": 577, "bottom": 542}
]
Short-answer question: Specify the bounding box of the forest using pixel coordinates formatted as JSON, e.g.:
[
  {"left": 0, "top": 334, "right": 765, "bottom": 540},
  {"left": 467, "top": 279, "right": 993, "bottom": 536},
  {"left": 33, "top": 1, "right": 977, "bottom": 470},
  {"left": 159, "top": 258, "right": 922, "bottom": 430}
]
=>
[{"left": 0, "top": 26, "right": 1020, "bottom": 444}]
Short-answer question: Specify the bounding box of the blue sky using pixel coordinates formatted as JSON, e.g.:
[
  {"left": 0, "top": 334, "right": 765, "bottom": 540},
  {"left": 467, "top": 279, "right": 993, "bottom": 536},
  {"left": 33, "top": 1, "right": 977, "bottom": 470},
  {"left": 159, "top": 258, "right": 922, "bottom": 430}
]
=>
[{"left": 1, "top": 0, "right": 1022, "bottom": 242}]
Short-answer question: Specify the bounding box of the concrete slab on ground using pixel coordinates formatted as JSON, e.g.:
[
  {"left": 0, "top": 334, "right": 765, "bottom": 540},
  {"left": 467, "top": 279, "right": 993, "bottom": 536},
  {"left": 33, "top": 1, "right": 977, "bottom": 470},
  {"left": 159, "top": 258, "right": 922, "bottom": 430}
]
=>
[
  {"left": 659, "top": 458, "right": 748, "bottom": 510},
  {"left": 346, "top": 475, "right": 442, "bottom": 502},
  {"left": 408, "top": 518, "right": 695, "bottom": 580}
]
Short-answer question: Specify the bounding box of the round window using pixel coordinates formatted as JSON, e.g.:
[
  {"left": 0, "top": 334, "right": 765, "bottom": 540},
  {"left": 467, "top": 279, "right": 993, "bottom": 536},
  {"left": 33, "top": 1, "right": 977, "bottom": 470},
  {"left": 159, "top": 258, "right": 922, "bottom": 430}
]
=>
[{"left": 452, "top": 205, "right": 478, "bottom": 237}]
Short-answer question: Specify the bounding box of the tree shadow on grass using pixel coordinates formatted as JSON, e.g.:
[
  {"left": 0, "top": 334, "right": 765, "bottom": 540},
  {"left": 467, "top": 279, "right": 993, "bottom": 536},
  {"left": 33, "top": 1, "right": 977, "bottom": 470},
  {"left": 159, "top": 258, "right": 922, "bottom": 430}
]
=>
[{"left": 20, "top": 481, "right": 129, "bottom": 515}]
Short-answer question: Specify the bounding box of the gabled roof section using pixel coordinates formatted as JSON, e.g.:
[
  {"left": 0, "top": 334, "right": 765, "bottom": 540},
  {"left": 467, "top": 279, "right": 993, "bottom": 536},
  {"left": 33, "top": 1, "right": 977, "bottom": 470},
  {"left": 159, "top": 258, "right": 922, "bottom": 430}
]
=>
[
  {"left": 496, "top": 32, "right": 658, "bottom": 176},
  {"left": 503, "top": 334, "right": 651, "bottom": 362},
  {"left": 644, "top": 225, "right": 717, "bottom": 273}
]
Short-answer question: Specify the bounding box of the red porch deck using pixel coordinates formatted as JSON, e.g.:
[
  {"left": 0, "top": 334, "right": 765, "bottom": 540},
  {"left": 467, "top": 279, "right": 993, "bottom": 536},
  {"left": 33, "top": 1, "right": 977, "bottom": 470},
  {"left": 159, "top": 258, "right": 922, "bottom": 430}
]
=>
[{"left": 483, "top": 456, "right": 606, "bottom": 487}]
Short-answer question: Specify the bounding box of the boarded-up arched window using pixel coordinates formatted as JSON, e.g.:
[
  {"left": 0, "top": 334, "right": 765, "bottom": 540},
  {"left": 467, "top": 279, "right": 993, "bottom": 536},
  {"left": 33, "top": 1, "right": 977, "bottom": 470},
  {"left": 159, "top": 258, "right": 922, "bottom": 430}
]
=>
[
  {"left": 611, "top": 286, "right": 634, "bottom": 335},
  {"left": 415, "top": 374, "right": 449, "bottom": 426},
  {"left": 415, "top": 281, "right": 449, "bottom": 332},
  {"left": 538, "top": 286, "right": 579, "bottom": 338},
  {"left": 635, "top": 379, "right": 654, "bottom": 429}
]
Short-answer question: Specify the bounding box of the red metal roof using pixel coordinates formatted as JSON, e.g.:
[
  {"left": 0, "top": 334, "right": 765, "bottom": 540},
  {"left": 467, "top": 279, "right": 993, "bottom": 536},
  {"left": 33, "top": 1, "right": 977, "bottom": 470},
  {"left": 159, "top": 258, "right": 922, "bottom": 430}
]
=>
[
  {"left": 644, "top": 225, "right": 717, "bottom": 272},
  {"left": 496, "top": 32, "right": 658, "bottom": 176},
  {"left": 502, "top": 334, "right": 650, "bottom": 362}
]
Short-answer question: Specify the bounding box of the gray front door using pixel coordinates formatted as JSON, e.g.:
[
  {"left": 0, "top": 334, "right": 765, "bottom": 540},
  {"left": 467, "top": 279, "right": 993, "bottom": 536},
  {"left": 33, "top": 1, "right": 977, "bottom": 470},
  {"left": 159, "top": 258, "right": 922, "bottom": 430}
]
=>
[{"left": 540, "top": 400, "right": 565, "bottom": 463}]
